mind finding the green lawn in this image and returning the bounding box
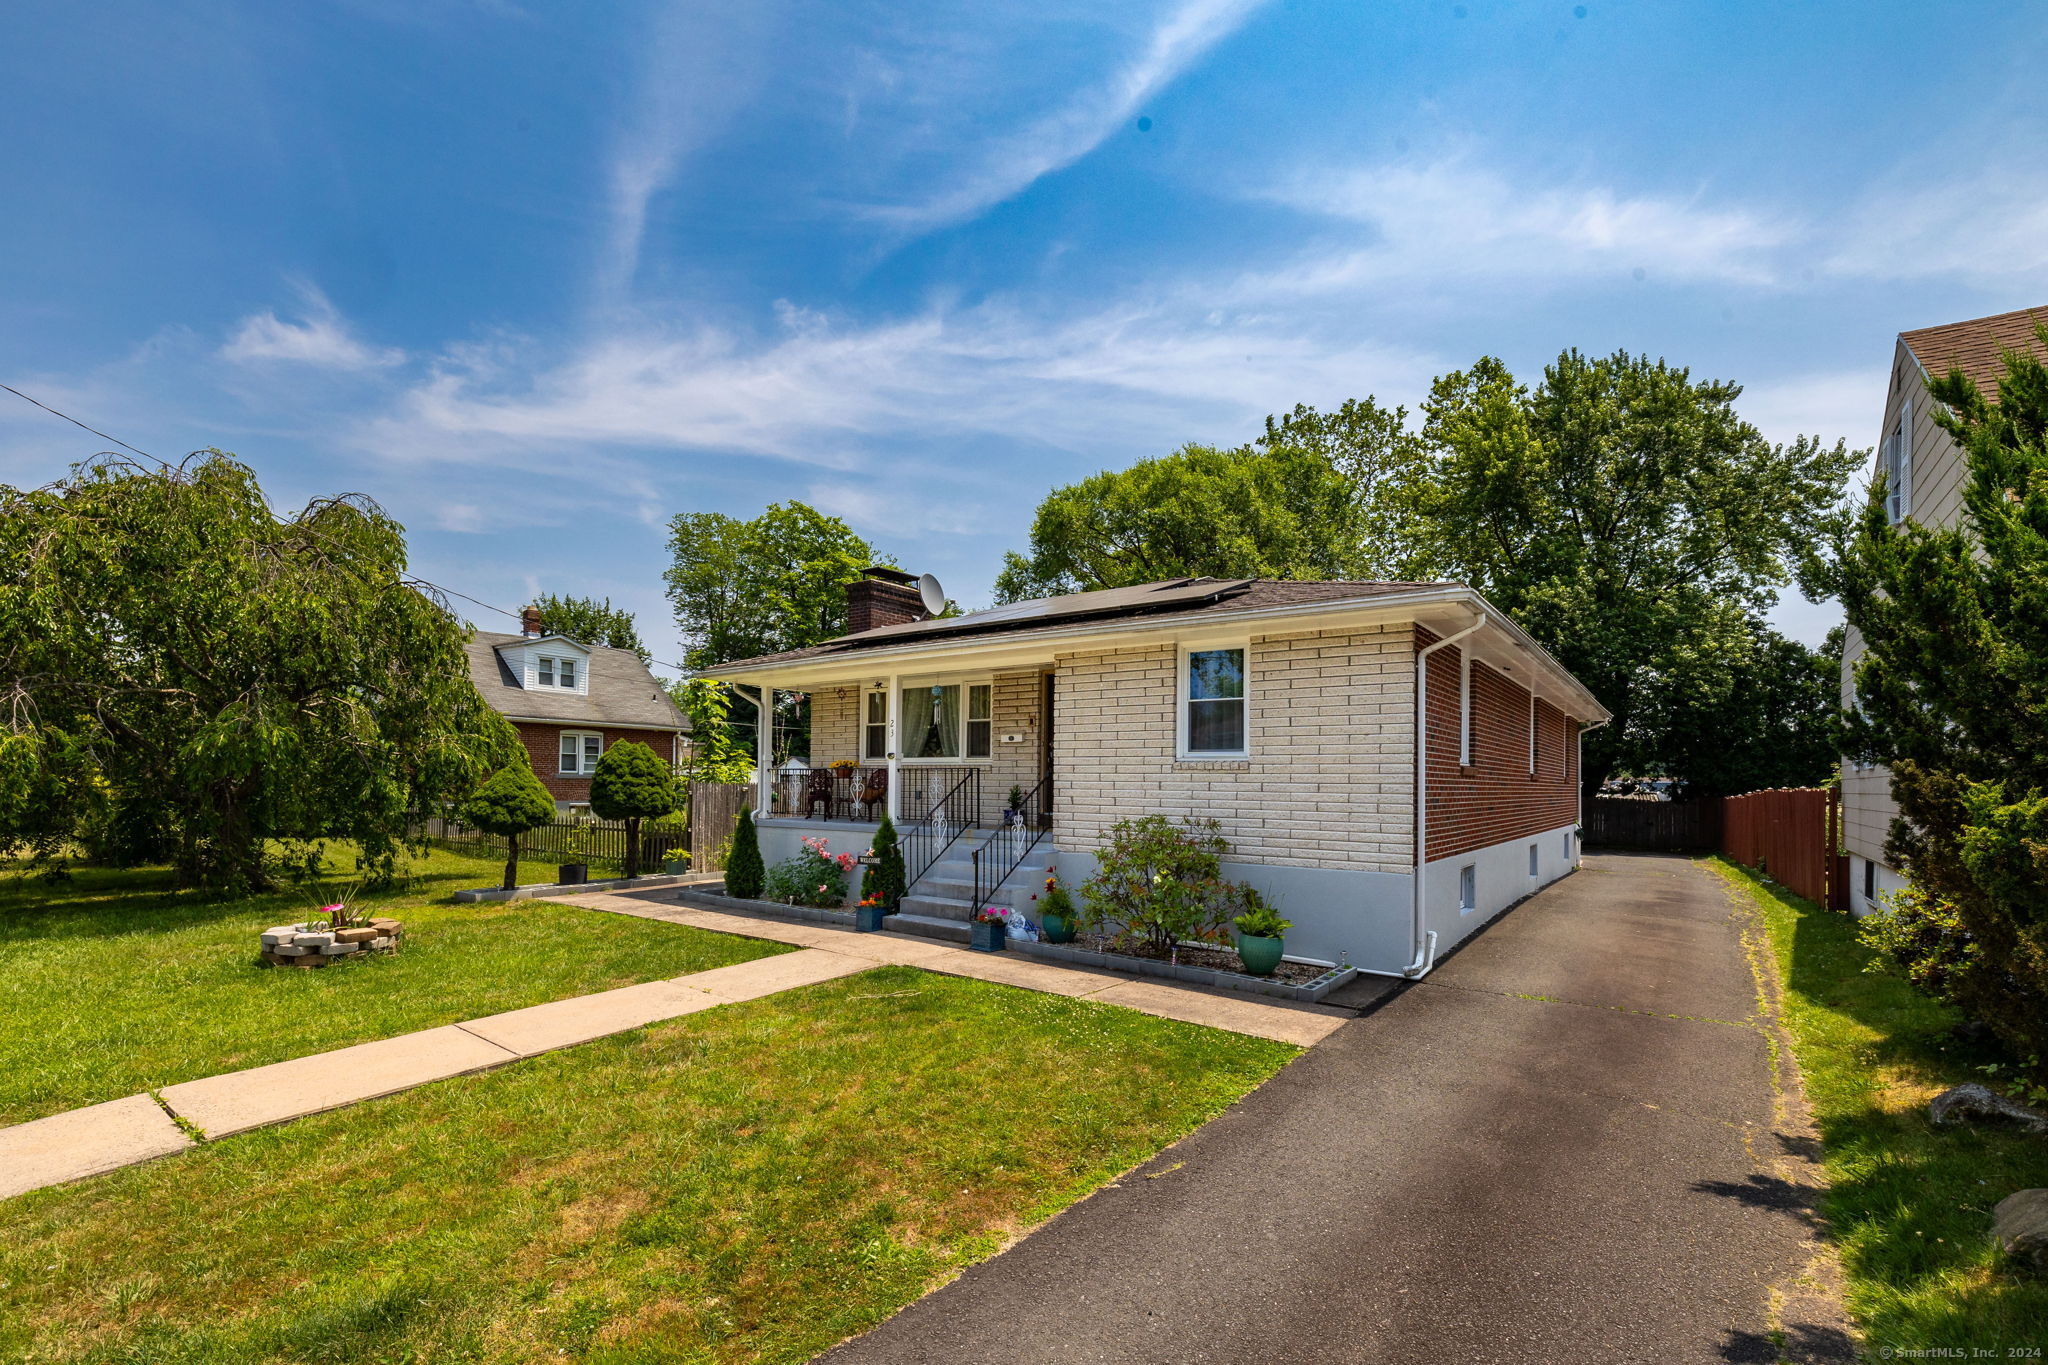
[1712,857,2048,1352]
[0,965,1296,1364]
[0,846,790,1126]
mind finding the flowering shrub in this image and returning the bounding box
[764,835,857,908]
[1082,815,1234,959]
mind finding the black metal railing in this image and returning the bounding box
[971,774,1051,909]
[419,813,688,877]
[901,768,980,890]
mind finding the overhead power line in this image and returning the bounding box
[0,382,164,466]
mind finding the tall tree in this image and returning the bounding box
[664,502,875,668]
[531,593,649,662]
[0,453,520,890]
[993,435,1417,603]
[1413,350,1861,796]
[588,739,677,879]
[1841,330,2048,1062]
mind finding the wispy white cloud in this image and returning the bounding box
[221,281,403,370]
[1825,162,2048,287]
[862,0,1268,236]
[1256,155,1798,294]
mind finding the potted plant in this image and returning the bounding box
[663,850,692,876]
[1003,784,1025,828]
[970,906,1009,953]
[853,891,887,932]
[1230,889,1293,977]
[557,826,592,886]
[1034,872,1079,944]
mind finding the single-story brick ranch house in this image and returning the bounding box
[701,568,1609,978]
[466,608,689,813]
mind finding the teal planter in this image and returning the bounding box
[663,857,690,875]
[1236,932,1284,977]
[853,905,887,932]
[969,920,1007,953]
[1040,912,1077,944]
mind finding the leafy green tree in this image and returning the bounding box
[664,502,876,668]
[532,593,649,662]
[1624,617,1842,797]
[865,810,905,908]
[1841,329,2048,1062]
[588,740,677,878]
[1256,398,1431,578]
[1413,350,1861,796]
[993,440,1404,602]
[0,453,520,891]
[458,764,557,891]
[666,678,757,784]
[725,806,764,899]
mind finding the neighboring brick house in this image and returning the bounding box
[1840,304,2048,916]
[464,613,688,813]
[700,568,1607,978]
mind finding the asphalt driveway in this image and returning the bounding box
[818,853,1851,1365]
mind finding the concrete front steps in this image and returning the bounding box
[896,832,1056,926]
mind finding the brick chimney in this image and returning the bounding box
[519,605,545,637]
[845,565,924,634]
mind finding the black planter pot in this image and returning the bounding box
[969,919,1007,953]
[558,862,588,885]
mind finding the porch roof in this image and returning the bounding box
[698,579,1611,724]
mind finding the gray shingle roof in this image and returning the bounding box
[465,632,687,731]
[707,578,1459,671]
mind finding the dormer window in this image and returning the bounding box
[536,654,578,691]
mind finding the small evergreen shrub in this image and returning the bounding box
[459,765,556,890]
[588,740,678,878]
[725,806,764,899]
[866,811,906,908]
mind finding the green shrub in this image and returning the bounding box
[1082,816,1232,958]
[763,836,855,908]
[588,741,677,878]
[865,811,905,908]
[458,765,556,890]
[725,807,764,899]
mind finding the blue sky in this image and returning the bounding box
[6,1,2047,669]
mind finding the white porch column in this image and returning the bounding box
[754,685,773,814]
[884,672,901,822]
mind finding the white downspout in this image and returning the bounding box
[1405,611,1487,979]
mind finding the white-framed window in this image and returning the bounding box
[1459,864,1477,913]
[1527,693,1537,775]
[1459,655,1473,766]
[559,730,603,776]
[535,653,580,691]
[1882,398,1912,524]
[862,689,887,761]
[883,679,995,762]
[1179,645,1248,758]
[1529,843,1540,877]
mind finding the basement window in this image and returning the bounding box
[1459,864,1477,914]
[1529,843,1540,877]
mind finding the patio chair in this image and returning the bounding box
[857,768,887,820]
[803,768,837,820]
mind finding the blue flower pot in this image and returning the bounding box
[969,920,1007,953]
[1236,933,1285,977]
[853,905,887,932]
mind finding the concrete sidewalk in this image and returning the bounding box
[2,892,1347,1201]
[816,854,1855,1365]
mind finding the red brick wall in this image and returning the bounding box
[512,722,680,803]
[1417,628,1580,862]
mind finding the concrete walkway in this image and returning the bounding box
[817,854,1854,1365]
[0,889,1346,1201]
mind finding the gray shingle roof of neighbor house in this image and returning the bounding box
[707,577,1463,671]
[464,631,688,731]
[1901,303,2048,397]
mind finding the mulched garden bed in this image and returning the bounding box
[1063,932,1332,987]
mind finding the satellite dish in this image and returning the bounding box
[916,573,947,617]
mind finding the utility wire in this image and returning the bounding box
[0,382,165,466]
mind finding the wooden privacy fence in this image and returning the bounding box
[1584,785,1848,911]
[688,782,751,872]
[1582,797,1723,851]
[1721,786,1846,910]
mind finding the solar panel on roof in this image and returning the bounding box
[835,577,1256,644]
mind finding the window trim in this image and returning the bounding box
[1527,692,1537,775]
[1458,863,1477,914]
[1458,654,1473,767]
[1177,643,1250,760]
[1884,397,1913,524]
[533,650,586,693]
[868,676,996,765]
[558,729,604,776]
